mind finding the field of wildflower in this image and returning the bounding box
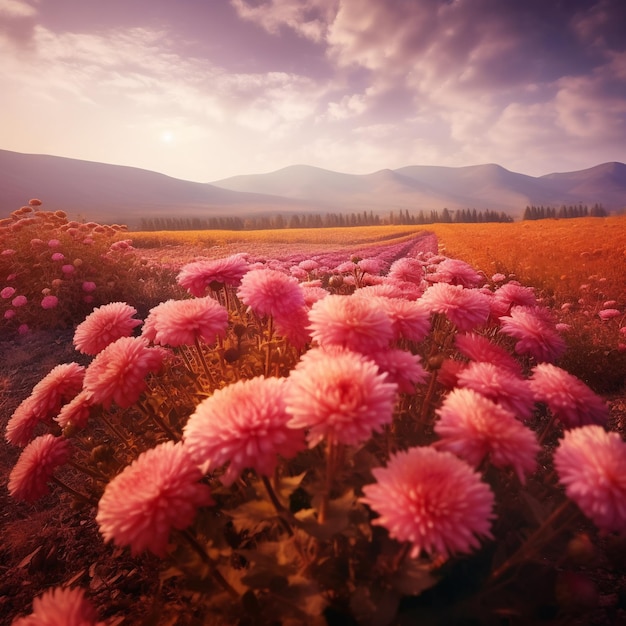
[1,203,625,625]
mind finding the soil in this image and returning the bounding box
[1,245,625,625]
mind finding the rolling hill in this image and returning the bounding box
[1,149,624,227]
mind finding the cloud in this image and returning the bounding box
[230,0,337,42]
[0,0,37,18]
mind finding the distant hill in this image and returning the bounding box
[1,149,625,227]
[0,150,313,227]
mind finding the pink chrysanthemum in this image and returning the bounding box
[388,257,425,284]
[55,391,93,430]
[376,297,431,343]
[455,333,522,375]
[554,426,626,533]
[361,447,495,558]
[142,297,228,347]
[12,295,27,307]
[308,294,394,354]
[41,295,58,309]
[499,306,566,363]
[491,282,537,317]
[420,283,491,331]
[237,268,305,318]
[6,396,40,447]
[8,434,72,502]
[353,284,404,299]
[598,308,621,321]
[274,307,312,349]
[285,348,397,447]
[29,362,85,419]
[83,337,165,409]
[435,388,539,482]
[82,281,97,293]
[529,363,608,428]
[369,349,428,394]
[74,302,142,355]
[183,377,305,485]
[1,286,16,299]
[427,258,484,288]
[177,255,250,296]
[12,586,104,626]
[96,441,214,556]
[456,361,535,420]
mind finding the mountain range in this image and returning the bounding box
[1,149,625,228]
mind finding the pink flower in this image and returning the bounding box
[1,286,16,299]
[177,255,250,296]
[5,396,40,447]
[51,252,65,261]
[456,361,535,420]
[41,295,59,309]
[12,295,27,307]
[96,441,214,556]
[73,302,142,355]
[48,239,61,247]
[142,297,228,347]
[375,297,431,343]
[361,447,495,558]
[184,377,305,485]
[499,306,566,363]
[529,363,608,428]
[83,337,165,408]
[4,309,16,319]
[554,426,626,533]
[274,306,311,349]
[369,349,428,394]
[435,388,539,482]
[388,257,425,284]
[308,294,393,354]
[12,586,104,626]
[598,308,620,321]
[82,281,97,293]
[420,283,491,331]
[29,362,85,419]
[237,268,305,318]
[55,391,93,430]
[61,264,75,274]
[18,323,29,335]
[285,348,397,447]
[491,282,537,317]
[427,258,484,288]
[8,434,72,501]
[491,273,506,283]
[455,333,522,376]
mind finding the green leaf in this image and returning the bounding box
[295,490,356,540]
[389,558,438,597]
[276,471,307,501]
[227,498,277,533]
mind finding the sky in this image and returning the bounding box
[1,0,625,182]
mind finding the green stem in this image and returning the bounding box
[179,530,239,598]
[489,499,573,582]
[261,474,294,537]
[194,336,216,388]
[136,400,180,441]
[50,475,97,507]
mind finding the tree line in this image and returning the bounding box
[138,207,512,232]
[522,203,607,221]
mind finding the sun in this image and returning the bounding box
[159,131,174,144]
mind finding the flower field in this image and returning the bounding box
[1,203,625,625]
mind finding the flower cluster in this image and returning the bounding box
[5,230,621,625]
